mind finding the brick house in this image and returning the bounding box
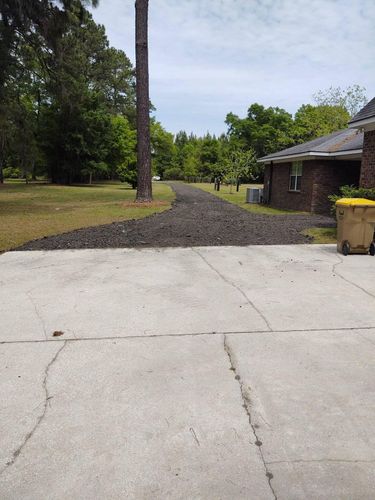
[259,97,375,214]
[348,97,375,188]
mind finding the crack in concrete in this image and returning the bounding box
[332,255,375,300]
[26,292,48,340]
[266,458,375,465]
[189,427,200,447]
[191,248,272,332]
[2,324,375,345]
[0,341,67,476]
[28,263,67,271]
[223,334,277,500]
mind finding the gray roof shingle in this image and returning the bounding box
[260,129,363,161]
[349,97,375,124]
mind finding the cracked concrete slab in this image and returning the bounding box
[195,244,375,331]
[0,342,64,473]
[0,336,271,500]
[1,244,375,498]
[225,329,375,499]
[2,245,375,342]
[223,335,276,498]
[0,248,270,342]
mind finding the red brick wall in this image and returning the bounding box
[268,161,314,212]
[268,160,361,214]
[360,130,375,188]
[311,160,360,213]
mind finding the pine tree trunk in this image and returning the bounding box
[135,0,152,202]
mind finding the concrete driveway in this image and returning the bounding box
[1,244,375,499]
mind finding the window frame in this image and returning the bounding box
[289,161,303,192]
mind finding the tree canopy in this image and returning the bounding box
[0,0,137,184]
[313,85,368,118]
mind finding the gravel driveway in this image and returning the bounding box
[16,182,335,250]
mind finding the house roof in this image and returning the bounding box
[349,97,375,125]
[259,129,363,163]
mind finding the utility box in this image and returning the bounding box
[336,198,375,255]
[246,188,263,204]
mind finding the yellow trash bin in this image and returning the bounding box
[336,198,375,256]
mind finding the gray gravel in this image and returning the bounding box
[15,182,335,250]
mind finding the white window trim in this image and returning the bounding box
[289,161,302,192]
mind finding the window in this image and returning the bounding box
[289,161,302,191]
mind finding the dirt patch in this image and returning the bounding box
[52,331,64,337]
[15,182,335,250]
[121,200,170,208]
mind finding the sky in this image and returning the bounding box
[91,0,375,136]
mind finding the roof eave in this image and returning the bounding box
[259,149,363,164]
[348,116,375,131]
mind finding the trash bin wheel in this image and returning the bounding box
[342,241,350,256]
[370,242,375,256]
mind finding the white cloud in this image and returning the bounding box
[91,0,375,135]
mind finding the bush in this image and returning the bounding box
[117,163,137,189]
[163,167,185,180]
[329,185,375,213]
[3,167,23,179]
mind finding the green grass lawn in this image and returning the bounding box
[191,182,308,215]
[301,227,337,244]
[0,181,174,251]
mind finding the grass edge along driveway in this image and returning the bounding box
[0,181,175,252]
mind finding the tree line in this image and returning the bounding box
[0,1,367,188]
[155,86,367,185]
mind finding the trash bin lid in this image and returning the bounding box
[336,198,375,207]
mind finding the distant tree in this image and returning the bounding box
[221,149,258,192]
[174,131,196,178]
[182,144,199,178]
[113,117,137,188]
[313,85,367,117]
[9,96,39,182]
[37,8,136,184]
[198,134,220,177]
[117,162,138,189]
[81,161,108,185]
[92,45,136,120]
[107,115,136,180]
[226,104,295,157]
[174,130,189,148]
[293,104,350,143]
[0,25,46,183]
[150,121,176,179]
[0,1,99,95]
[163,166,185,180]
[0,1,144,186]
[135,0,152,201]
